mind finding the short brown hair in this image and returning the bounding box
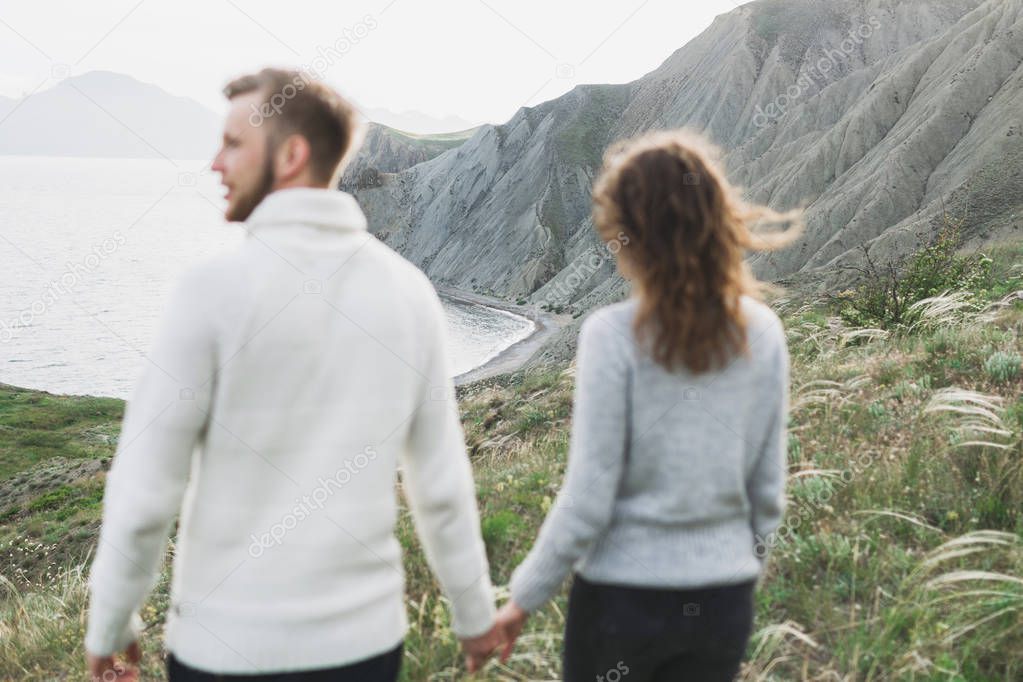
[592,129,803,374]
[224,68,359,184]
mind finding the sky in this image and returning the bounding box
[0,0,747,132]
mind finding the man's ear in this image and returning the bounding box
[273,133,312,184]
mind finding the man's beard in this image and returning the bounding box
[227,153,276,222]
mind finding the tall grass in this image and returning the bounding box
[4,252,1023,678]
[0,564,93,679]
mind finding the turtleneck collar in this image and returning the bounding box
[244,187,368,235]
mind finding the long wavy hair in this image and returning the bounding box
[592,129,803,374]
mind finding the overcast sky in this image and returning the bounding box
[0,0,746,131]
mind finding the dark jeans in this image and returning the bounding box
[562,574,755,682]
[166,643,403,682]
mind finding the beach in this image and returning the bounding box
[440,287,574,386]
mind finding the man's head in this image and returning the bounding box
[211,68,359,222]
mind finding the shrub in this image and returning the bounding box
[836,217,991,329]
[984,351,1021,384]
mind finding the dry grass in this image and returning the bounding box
[4,272,1023,679]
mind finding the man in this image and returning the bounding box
[85,68,501,681]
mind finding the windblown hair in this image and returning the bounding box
[592,129,803,374]
[223,68,361,185]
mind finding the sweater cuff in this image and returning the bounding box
[509,545,572,613]
[752,520,780,566]
[84,598,145,656]
[448,570,497,639]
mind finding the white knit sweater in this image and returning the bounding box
[85,188,496,673]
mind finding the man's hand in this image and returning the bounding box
[495,600,529,663]
[460,623,503,674]
[86,641,140,681]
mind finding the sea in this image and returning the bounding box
[0,156,533,400]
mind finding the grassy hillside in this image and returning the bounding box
[382,125,479,157]
[3,245,1023,680]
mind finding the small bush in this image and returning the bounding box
[481,510,523,548]
[836,218,991,329]
[26,486,76,513]
[984,351,1021,384]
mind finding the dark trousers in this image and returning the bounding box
[166,643,403,682]
[562,574,756,682]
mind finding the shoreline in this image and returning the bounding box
[438,286,574,387]
[1,287,573,401]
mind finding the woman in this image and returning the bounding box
[495,129,802,681]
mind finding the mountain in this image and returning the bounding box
[341,123,478,188]
[361,106,478,135]
[346,0,1023,342]
[0,71,220,160]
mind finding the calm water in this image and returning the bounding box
[0,156,533,399]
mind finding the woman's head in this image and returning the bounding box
[592,129,802,374]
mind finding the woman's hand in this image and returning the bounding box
[86,641,140,681]
[460,623,503,674]
[495,600,529,663]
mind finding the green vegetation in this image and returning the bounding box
[985,350,1022,385]
[382,125,478,156]
[835,220,999,330]
[551,84,627,170]
[540,302,567,314]
[3,241,1023,679]
[0,384,121,479]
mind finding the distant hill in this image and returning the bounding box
[0,71,220,160]
[360,106,477,135]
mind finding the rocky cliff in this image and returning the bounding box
[346,0,1023,362]
[340,123,476,187]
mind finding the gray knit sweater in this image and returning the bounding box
[509,294,790,612]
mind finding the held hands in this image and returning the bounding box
[459,599,530,674]
[494,600,528,664]
[84,608,532,678]
[460,623,503,673]
[86,641,141,681]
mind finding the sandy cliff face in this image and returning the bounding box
[733,0,1023,290]
[349,83,633,297]
[339,123,476,186]
[347,0,1022,350]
